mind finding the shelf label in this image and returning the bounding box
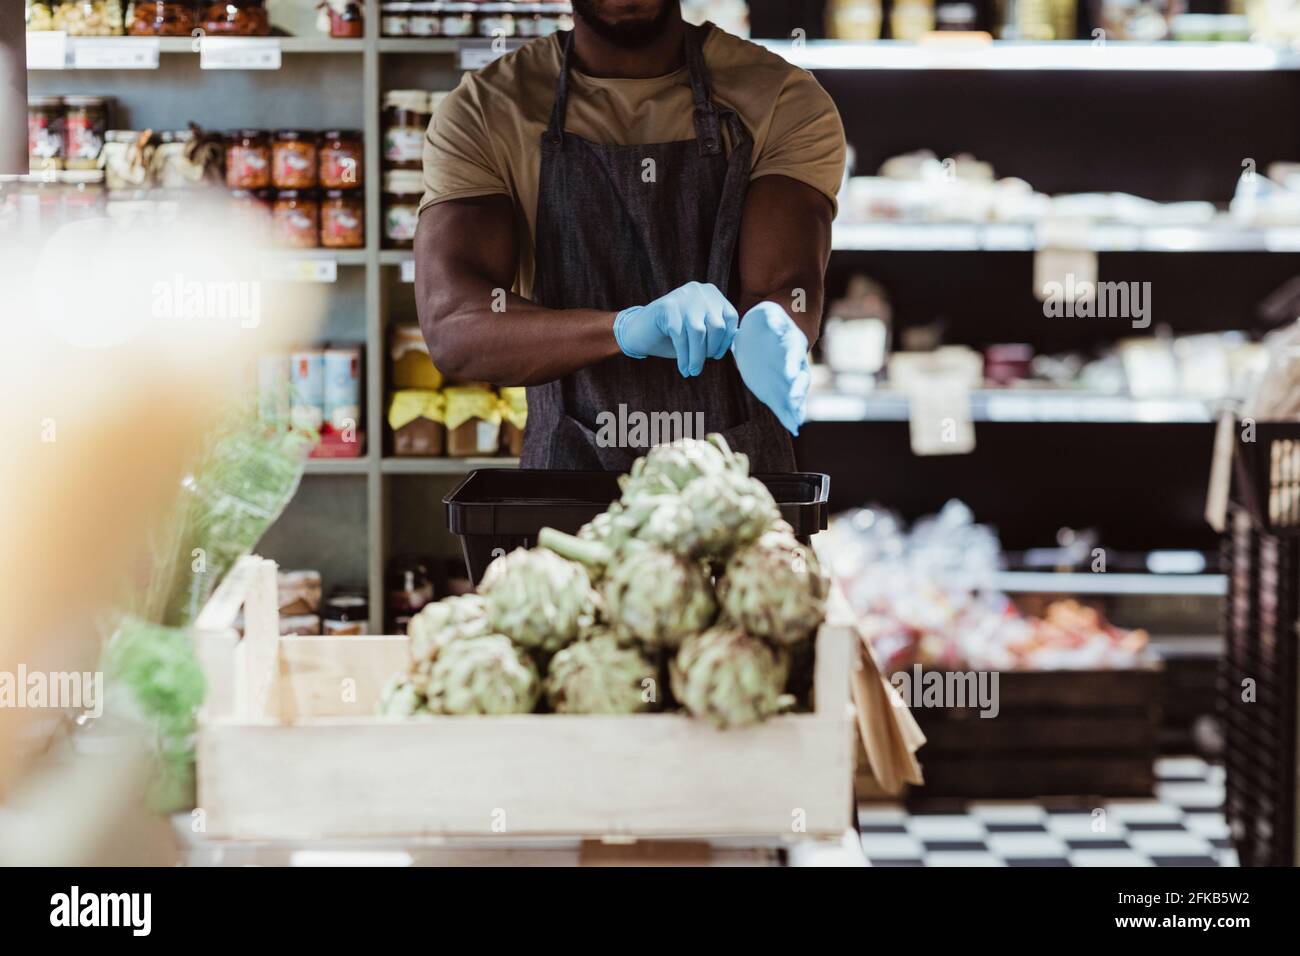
[400,258,415,283]
[72,38,160,70]
[457,39,524,71]
[26,32,68,70]
[200,37,282,71]
[262,257,338,283]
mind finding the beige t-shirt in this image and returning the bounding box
[421,24,846,298]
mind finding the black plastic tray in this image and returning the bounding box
[444,468,830,585]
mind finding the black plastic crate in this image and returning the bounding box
[444,469,830,585]
[1219,503,1299,867]
[1232,422,1300,537]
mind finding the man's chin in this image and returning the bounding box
[573,0,677,48]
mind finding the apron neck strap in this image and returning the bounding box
[544,23,722,157]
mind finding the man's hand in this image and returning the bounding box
[613,281,739,378]
[732,301,810,435]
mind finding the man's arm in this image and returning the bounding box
[734,174,834,345]
[414,195,621,386]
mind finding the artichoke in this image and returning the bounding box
[545,632,659,714]
[407,593,490,674]
[425,634,540,715]
[478,547,598,652]
[636,470,781,558]
[377,675,426,716]
[669,627,791,729]
[541,528,716,649]
[718,528,829,645]
[604,543,716,648]
[619,434,748,499]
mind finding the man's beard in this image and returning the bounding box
[571,0,679,48]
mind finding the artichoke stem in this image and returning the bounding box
[539,526,611,571]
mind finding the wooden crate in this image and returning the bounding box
[193,556,856,841]
[901,668,1163,799]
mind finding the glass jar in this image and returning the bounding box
[325,0,364,37]
[535,3,571,36]
[201,0,270,34]
[225,130,270,189]
[102,130,154,194]
[408,1,442,35]
[476,3,515,37]
[320,190,365,248]
[380,0,411,36]
[514,4,541,37]
[27,96,64,174]
[63,96,108,171]
[27,2,57,31]
[272,190,320,249]
[156,129,218,188]
[128,0,198,35]
[383,169,423,249]
[229,187,273,236]
[319,130,364,190]
[272,130,318,190]
[53,0,125,35]
[440,2,476,36]
[382,90,430,171]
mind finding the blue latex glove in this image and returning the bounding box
[613,281,739,378]
[732,301,810,436]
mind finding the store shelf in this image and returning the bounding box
[303,457,370,475]
[807,389,1214,424]
[758,39,1300,73]
[26,34,365,70]
[382,457,519,475]
[831,221,1300,253]
[994,570,1227,596]
[376,38,461,54]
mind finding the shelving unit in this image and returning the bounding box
[27,11,1295,630]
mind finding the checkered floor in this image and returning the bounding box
[858,756,1236,867]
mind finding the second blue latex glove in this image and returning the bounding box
[731,301,810,436]
[613,281,739,378]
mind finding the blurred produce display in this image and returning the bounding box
[380,435,828,727]
[819,500,1151,671]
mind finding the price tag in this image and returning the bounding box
[263,257,338,283]
[1264,228,1300,252]
[400,258,415,283]
[26,32,68,70]
[457,39,523,70]
[201,37,282,71]
[72,38,160,70]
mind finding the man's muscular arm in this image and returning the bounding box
[734,174,834,344]
[414,196,621,386]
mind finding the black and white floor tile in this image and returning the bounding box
[858,757,1236,867]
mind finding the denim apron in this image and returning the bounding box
[521,23,797,472]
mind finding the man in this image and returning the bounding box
[415,0,844,470]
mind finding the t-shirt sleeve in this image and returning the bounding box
[750,69,846,216]
[420,76,512,213]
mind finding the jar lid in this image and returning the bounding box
[28,96,64,108]
[275,129,316,140]
[477,3,515,11]
[384,169,425,194]
[277,189,319,200]
[441,3,479,10]
[384,89,431,113]
[381,1,415,8]
[323,188,358,199]
[105,129,147,143]
[320,129,363,141]
[160,129,195,143]
[63,95,107,108]
[231,128,268,140]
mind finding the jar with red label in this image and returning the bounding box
[382,90,429,171]
[320,189,365,249]
[27,96,64,174]
[318,130,363,190]
[272,130,318,190]
[225,130,270,189]
[63,96,108,171]
[272,190,320,248]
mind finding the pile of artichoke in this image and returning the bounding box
[379,435,829,729]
